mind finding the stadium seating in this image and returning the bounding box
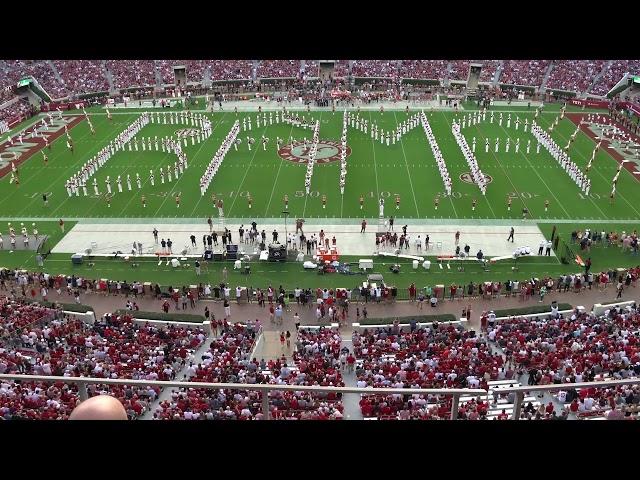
[332,60,351,77]
[302,60,319,79]
[208,60,253,81]
[352,324,503,419]
[52,60,109,95]
[590,60,640,96]
[448,60,500,83]
[153,324,263,420]
[499,60,550,87]
[0,299,205,420]
[257,60,301,79]
[0,99,32,123]
[152,325,344,420]
[2,60,69,99]
[351,60,398,78]
[106,60,157,89]
[3,59,638,97]
[0,87,16,104]
[157,60,208,84]
[488,309,640,379]
[399,60,448,80]
[546,60,606,93]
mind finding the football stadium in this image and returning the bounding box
[1,58,640,421]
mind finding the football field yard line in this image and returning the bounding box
[155,113,226,217]
[14,118,123,216]
[492,122,574,219]
[226,123,270,217]
[264,123,296,216]
[538,115,640,219]
[186,112,230,217]
[439,111,496,218]
[393,111,420,217]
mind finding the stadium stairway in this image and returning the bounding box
[492,61,504,86]
[540,62,555,91]
[138,331,213,420]
[48,60,65,87]
[587,60,613,95]
[203,66,212,87]
[103,60,115,93]
[253,330,294,362]
[154,60,163,86]
[339,339,364,420]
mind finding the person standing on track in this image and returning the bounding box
[507,227,514,243]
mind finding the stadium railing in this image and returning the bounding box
[0,373,483,420]
[498,378,640,419]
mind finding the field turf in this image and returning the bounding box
[1,101,639,291]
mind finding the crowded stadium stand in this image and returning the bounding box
[332,60,351,77]
[2,55,640,422]
[52,60,109,95]
[590,60,640,96]
[2,60,68,99]
[257,60,301,79]
[0,98,32,123]
[0,297,205,420]
[546,60,606,93]
[106,60,157,89]
[1,59,639,98]
[208,60,253,81]
[351,60,398,78]
[499,60,550,87]
[399,60,448,80]
[302,60,319,78]
[448,60,500,83]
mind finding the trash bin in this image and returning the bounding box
[412,260,419,270]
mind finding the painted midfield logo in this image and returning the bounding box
[278,140,352,164]
[459,172,493,185]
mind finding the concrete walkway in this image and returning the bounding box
[39,281,635,335]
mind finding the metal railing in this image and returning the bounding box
[0,373,484,420]
[498,378,640,419]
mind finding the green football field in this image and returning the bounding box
[1,102,638,221]
[2,101,640,291]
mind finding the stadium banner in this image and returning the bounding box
[568,98,610,109]
[40,101,86,112]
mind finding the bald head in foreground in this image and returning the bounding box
[69,395,128,420]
